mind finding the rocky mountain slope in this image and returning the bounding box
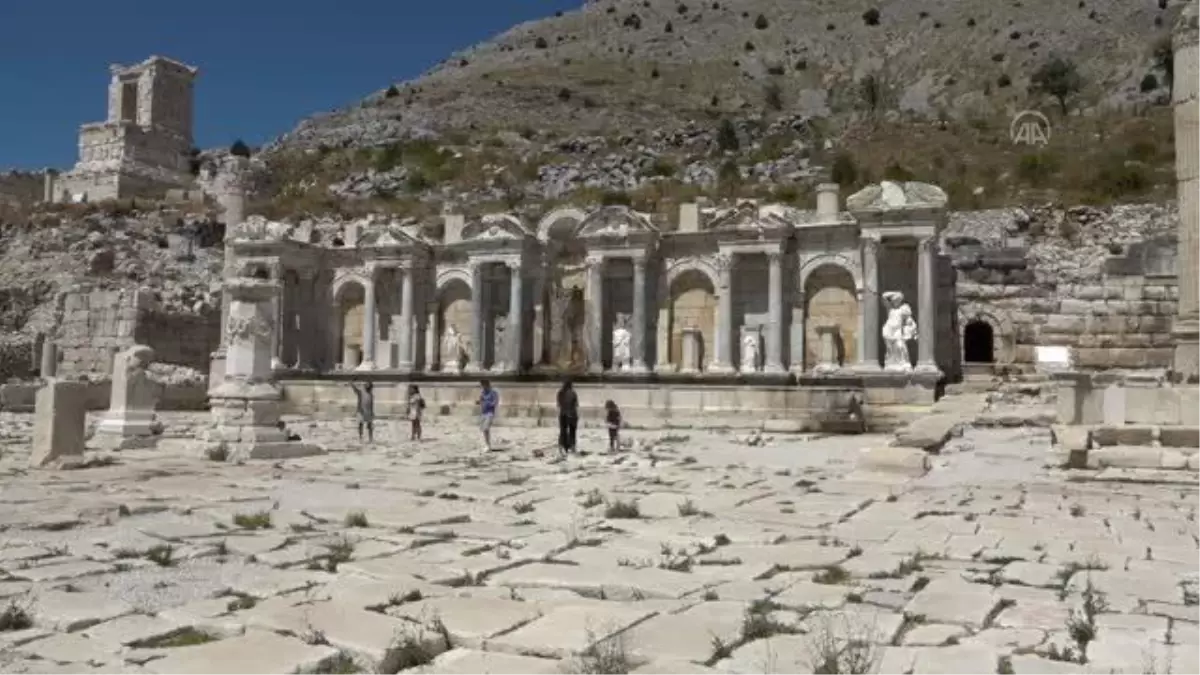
[281,0,1179,149]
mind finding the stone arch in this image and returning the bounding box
[667,269,717,371]
[803,263,858,369]
[536,208,588,242]
[664,256,720,291]
[798,253,862,293]
[957,307,1014,364]
[333,279,366,369]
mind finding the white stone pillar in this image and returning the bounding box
[270,266,285,370]
[916,236,939,372]
[631,256,648,372]
[765,252,784,373]
[531,268,546,367]
[397,266,414,372]
[508,260,524,372]
[711,253,735,373]
[424,302,438,372]
[790,292,806,375]
[357,269,377,371]
[586,256,604,374]
[1173,1,1200,382]
[856,236,881,371]
[466,261,484,373]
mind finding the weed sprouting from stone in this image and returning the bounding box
[804,612,882,674]
[0,596,33,632]
[145,544,176,567]
[677,499,700,516]
[512,500,535,514]
[580,489,605,508]
[1066,576,1108,664]
[604,499,641,519]
[813,565,851,585]
[343,511,369,528]
[570,629,633,674]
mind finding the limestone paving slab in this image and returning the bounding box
[902,577,1000,629]
[617,600,747,663]
[141,629,341,674]
[388,596,543,645]
[32,590,135,632]
[484,602,658,659]
[404,648,563,674]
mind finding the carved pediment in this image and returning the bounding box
[357,224,419,248]
[846,181,948,212]
[705,201,791,233]
[461,213,530,241]
[577,206,658,238]
[228,216,295,243]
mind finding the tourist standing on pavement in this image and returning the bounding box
[556,379,579,456]
[604,400,622,452]
[407,384,426,441]
[477,379,499,452]
[349,381,374,443]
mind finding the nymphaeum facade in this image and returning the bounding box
[215,181,959,382]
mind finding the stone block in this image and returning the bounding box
[856,446,931,477]
[30,380,88,468]
[1159,426,1200,448]
[412,648,563,674]
[902,578,999,629]
[485,603,657,659]
[892,413,961,451]
[1091,425,1155,447]
[1050,425,1092,451]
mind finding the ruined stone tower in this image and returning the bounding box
[55,55,199,203]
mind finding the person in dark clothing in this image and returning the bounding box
[556,379,579,456]
[604,400,622,452]
[349,382,374,443]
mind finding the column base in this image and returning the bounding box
[813,363,840,376]
[464,363,484,375]
[629,361,650,375]
[355,361,376,372]
[655,363,678,375]
[850,362,882,374]
[764,363,786,374]
[708,363,735,375]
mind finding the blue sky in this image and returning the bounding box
[0,0,577,170]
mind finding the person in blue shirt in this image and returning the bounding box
[477,379,499,452]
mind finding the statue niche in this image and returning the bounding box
[549,284,587,372]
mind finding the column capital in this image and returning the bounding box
[917,235,939,253]
[585,253,605,267]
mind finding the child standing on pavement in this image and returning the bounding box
[604,400,622,452]
[407,385,426,441]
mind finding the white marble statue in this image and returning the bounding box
[612,315,632,372]
[441,325,464,372]
[741,331,760,373]
[881,291,918,372]
[493,316,509,370]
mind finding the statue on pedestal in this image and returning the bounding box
[493,316,509,371]
[881,291,917,372]
[612,314,632,372]
[741,330,760,373]
[441,325,464,373]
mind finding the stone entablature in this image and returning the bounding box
[55,55,198,204]
[222,180,958,382]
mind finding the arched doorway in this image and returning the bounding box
[804,264,858,369]
[437,279,473,370]
[335,281,365,369]
[669,269,717,371]
[963,320,995,364]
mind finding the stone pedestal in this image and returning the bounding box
[30,380,88,468]
[203,278,323,462]
[93,344,163,450]
[813,323,840,375]
[680,326,702,374]
[39,340,57,379]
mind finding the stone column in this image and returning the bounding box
[790,292,806,375]
[357,268,377,371]
[655,275,673,373]
[466,261,484,373]
[631,256,648,372]
[916,236,939,372]
[856,236,881,371]
[40,340,57,379]
[1173,0,1200,382]
[397,266,414,372]
[215,171,246,362]
[710,253,735,373]
[531,268,546,367]
[586,256,604,374]
[508,260,524,372]
[765,251,784,373]
[425,302,439,372]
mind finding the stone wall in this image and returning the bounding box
[945,204,1178,371]
[0,171,43,205]
[53,287,219,377]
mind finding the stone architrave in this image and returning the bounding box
[30,380,88,468]
[93,344,163,449]
[681,326,702,374]
[203,277,322,462]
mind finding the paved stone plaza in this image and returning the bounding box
[0,407,1195,674]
